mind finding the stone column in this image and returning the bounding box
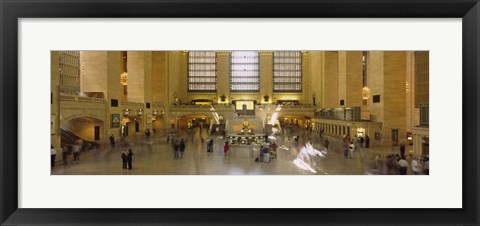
[259,52,273,104]
[322,51,339,108]
[309,51,323,107]
[216,52,230,104]
[51,52,61,157]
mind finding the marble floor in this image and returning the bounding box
[52,128,420,175]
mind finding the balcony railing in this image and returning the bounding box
[59,94,105,104]
[315,107,362,121]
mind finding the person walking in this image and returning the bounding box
[121,149,128,170]
[270,141,277,159]
[127,149,133,170]
[262,145,270,163]
[348,141,355,159]
[365,135,370,148]
[223,142,229,156]
[343,134,350,159]
[51,145,57,167]
[399,142,406,159]
[72,143,81,163]
[109,134,115,149]
[207,139,214,152]
[423,156,429,175]
[179,138,185,158]
[61,145,69,165]
[411,155,421,175]
[173,139,180,159]
[398,157,408,175]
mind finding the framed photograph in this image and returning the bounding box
[111,114,120,128]
[146,113,152,125]
[1,0,479,226]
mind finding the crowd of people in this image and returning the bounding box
[52,126,428,176]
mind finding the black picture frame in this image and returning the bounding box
[1,0,479,225]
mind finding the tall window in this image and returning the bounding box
[415,51,429,106]
[273,51,302,92]
[230,51,259,92]
[188,51,216,91]
[59,51,80,94]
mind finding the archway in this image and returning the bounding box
[61,116,104,147]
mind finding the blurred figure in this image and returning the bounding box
[72,143,81,163]
[411,155,421,175]
[173,139,180,159]
[323,139,330,151]
[365,135,370,148]
[121,149,128,170]
[109,134,115,148]
[423,156,429,175]
[348,141,355,159]
[343,134,350,159]
[61,144,69,165]
[127,149,133,170]
[51,145,57,167]
[398,157,408,175]
[180,138,185,158]
[223,142,229,157]
[301,140,326,167]
[262,145,270,163]
[399,141,406,159]
[269,141,277,159]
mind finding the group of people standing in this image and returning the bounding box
[341,134,371,159]
[121,149,134,170]
[51,142,84,168]
[173,138,186,159]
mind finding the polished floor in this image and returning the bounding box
[52,128,421,175]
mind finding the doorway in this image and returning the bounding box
[94,126,100,141]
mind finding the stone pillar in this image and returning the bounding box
[302,52,311,105]
[338,51,363,108]
[127,51,152,133]
[322,51,339,108]
[309,51,323,107]
[383,51,407,146]
[152,51,168,106]
[106,52,122,140]
[216,52,230,104]
[259,52,273,104]
[80,51,122,142]
[369,51,407,146]
[51,52,61,158]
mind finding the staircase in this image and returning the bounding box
[61,128,100,150]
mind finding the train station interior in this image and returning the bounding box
[50,50,429,175]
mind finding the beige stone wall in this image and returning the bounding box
[216,52,230,103]
[309,51,323,107]
[368,51,384,124]
[80,51,108,94]
[152,51,167,105]
[338,51,347,105]
[106,52,122,139]
[383,51,407,145]
[127,51,149,103]
[51,52,61,155]
[260,52,273,104]
[345,51,363,107]
[322,51,339,108]
[57,50,420,148]
[301,52,312,105]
